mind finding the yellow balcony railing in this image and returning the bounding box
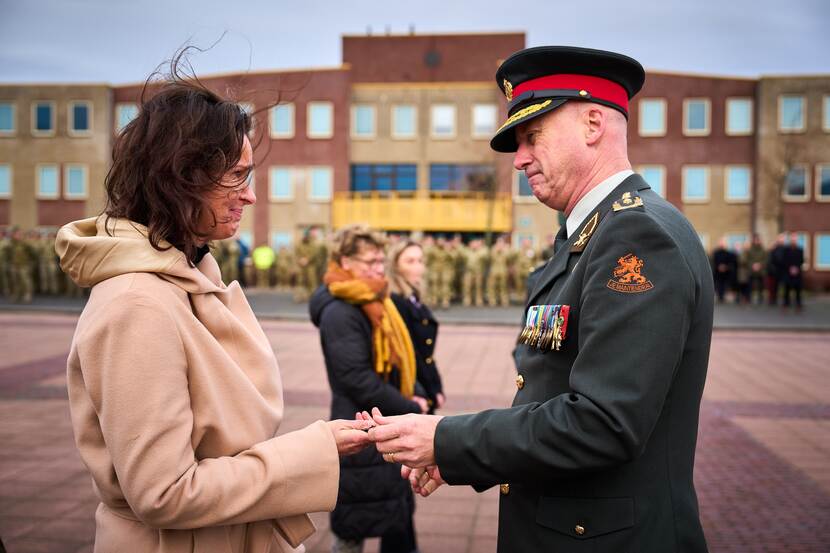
[332,192,513,232]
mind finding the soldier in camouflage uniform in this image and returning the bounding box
[220,238,241,283]
[295,229,318,301]
[450,234,466,304]
[462,238,487,307]
[511,237,538,303]
[433,237,455,309]
[274,246,295,291]
[487,235,510,307]
[37,230,60,295]
[10,228,36,303]
[422,235,438,305]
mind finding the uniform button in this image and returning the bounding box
[515,374,525,390]
[500,483,510,495]
[426,357,433,364]
[422,318,429,325]
[425,338,433,345]
[574,524,585,536]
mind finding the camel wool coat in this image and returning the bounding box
[56,216,340,553]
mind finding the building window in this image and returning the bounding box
[309,167,333,201]
[0,164,11,198]
[779,95,805,132]
[64,164,88,199]
[269,167,294,201]
[116,103,139,132]
[350,164,417,193]
[430,104,456,138]
[683,99,711,136]
[351,104,376,139]
[815,234,830,270]
[37,164,60,198]
[725,166,752,202]
[726,98,753,135]
[824,95,830,132]
[429,164,495,193]
[271,231,293,250]
[270,103,294,138]
[638,165,666,198]
[638,99,666,137]
[0,102,15,135]
[725,233,749,251]
[783,165,809,201]
[472,104,497,138]
[307,101,333,139]
[682,166,709,203]
[32,101,56,136]
[68,101,92,136]
[514,171,534,199]
[793,232,810,263]
[392,105,417,139]
[817,164,830,201]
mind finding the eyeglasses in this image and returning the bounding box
[350,256,386,268]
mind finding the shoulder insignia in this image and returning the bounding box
[606,253,654,293]
[612,191,643,212]
[570,211,599,253]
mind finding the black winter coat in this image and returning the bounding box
[309,286,422,540]
[391,292,444,413]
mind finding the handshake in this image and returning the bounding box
[326,407,446,497]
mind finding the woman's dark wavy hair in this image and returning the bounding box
[103,47,252,264]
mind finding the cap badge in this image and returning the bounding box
[503,79,513,101]
[496,99,552,133]
[606,253,654,293]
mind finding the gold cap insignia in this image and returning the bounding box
[503,79,513,101]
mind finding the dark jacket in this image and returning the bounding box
[435,175,713,553]
[309,286,421,539]
[782,245,804,284]
[391,292,443,412]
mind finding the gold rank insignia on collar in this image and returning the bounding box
[570,211,599,253]
[612,191,643,212]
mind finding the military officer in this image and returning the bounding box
[486,235,510,307]
[433,237,455,309]
[10,227,37,303]
[367,46,714,553]
[461,238,486,307]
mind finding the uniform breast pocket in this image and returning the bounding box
[536,496,635,549]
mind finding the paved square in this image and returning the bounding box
[1,313,828,552]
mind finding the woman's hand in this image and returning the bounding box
[413,396,429,414]
[327,419,373,456]
[435,393,446,409]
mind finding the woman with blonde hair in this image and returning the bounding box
[387,239,445,414]
[309,225,427,553]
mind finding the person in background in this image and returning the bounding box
[734,242,750,304]
[712,237,736,303]
[309,225,427,553]
[387,239,446,415]
[54,54,370,553]
[766,233,787,306]
[252,242,275,288]
[782,232,804,310]
[742,234,767,304]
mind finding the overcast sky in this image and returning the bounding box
[1,0,828,84]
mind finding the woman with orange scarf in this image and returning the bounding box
[310,225,428,553]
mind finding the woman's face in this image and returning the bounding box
[198,135,256,242]
[341,244,386,280]
[396,244,425,288]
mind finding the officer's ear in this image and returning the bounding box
[583,106,606,146]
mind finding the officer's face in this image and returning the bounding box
[396,244,425,287]
[513,104,588,212]
[197,136,256,242]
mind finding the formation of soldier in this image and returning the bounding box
[0,227,83,304]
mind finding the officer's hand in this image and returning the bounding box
[366,407,443,468]
[402,464,445,497]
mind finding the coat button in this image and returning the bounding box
[426,338,433,345]
[422,318,429,325]
[500,483,510,495]
[426,357,433,364]
[575,524,585,536]
[515,375,525,389]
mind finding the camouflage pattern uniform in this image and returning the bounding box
[37,232,60,295]
[487,237,510,307]
[10,229,36,303]
[422,237,439,305]
[252,244,276,288]
[511,239,538,302]
[462,239,487,307]
[295,235,317,301]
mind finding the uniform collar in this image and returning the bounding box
[566,169,634,238]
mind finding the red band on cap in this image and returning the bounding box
[513,74,629,113]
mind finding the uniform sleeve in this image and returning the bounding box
[77,291,339,529]
[436,211,696,486]
[320,302,422,415]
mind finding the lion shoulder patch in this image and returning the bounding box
[606,253,654,293]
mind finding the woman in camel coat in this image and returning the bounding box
[55,57,370,553]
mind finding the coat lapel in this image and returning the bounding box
[525,174,651,307]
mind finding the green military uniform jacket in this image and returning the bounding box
[435,175,713,553]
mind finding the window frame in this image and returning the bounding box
[430,104,457,139]
[270,103,295,139]
[724,164,753,204]
[471,103,497,139]
[271,231,294,251]
[512,170,536,203]
[682,98,711,137]
[64,163,89,200]
[307,101,334,140]
[681,165,710,203]
[308,166,334,202]
[638,98,667,137]
[115,103,139,133]
[814,233,830,271]
[778,94,806,133]
[350,104,376,140]
[0,163,12,198]
[782,164,810,202]
[36,163,60,199]
[391,104,417,139]
[0,102,16,136]
[269,166,295,202]
[636,165,667,198]
[725,97,754,136]
[31,100,57,137]
[68,100,93,137]
[816,163,830,202]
